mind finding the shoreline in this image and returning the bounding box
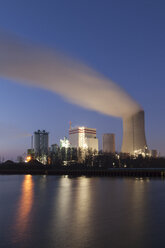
[0,168,165,177]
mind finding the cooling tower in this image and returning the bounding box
[121,110,147,155]
[102,134,115,153]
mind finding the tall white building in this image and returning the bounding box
[69,127,98,152]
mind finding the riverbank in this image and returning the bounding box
[0,167,165,177]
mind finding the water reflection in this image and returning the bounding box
[13,175,34,243]
[117,178,150,247]
[74,177,91,225]
[56,176,72,220]
[51,177,93,246]
[132,179,147,224]
[55,176,92,222]
[3,176,165,248]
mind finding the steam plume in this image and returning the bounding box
[0,122,31,140]
[0,32,141,118]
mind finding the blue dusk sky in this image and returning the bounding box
[0,0,165,159]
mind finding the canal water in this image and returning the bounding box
[0,175,165,248]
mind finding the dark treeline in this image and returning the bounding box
[49,147,165,168]
[0,149,165,170]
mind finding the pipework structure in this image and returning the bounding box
[34,130,49,158]
[121,110,147,155]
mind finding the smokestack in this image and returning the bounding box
[31,135,33,149]
[102,134,115,153]
[121,110,147,154]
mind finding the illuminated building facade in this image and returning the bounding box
[60,137,70,148]
[69,127,98,152]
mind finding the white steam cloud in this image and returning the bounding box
[0,32,141,118]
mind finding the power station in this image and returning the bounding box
[25,109,158,164]
[0,31,159,160]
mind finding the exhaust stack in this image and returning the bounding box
[121,110,147,155]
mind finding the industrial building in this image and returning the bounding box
[150,149,158,158]
[121,110,147,155]
[69,126,98,152]
[103,133,115,153]
[34,130,49,163]
[51,144,59,153]
[60,137,70,148]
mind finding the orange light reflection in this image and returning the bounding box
[13,175,34,242]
